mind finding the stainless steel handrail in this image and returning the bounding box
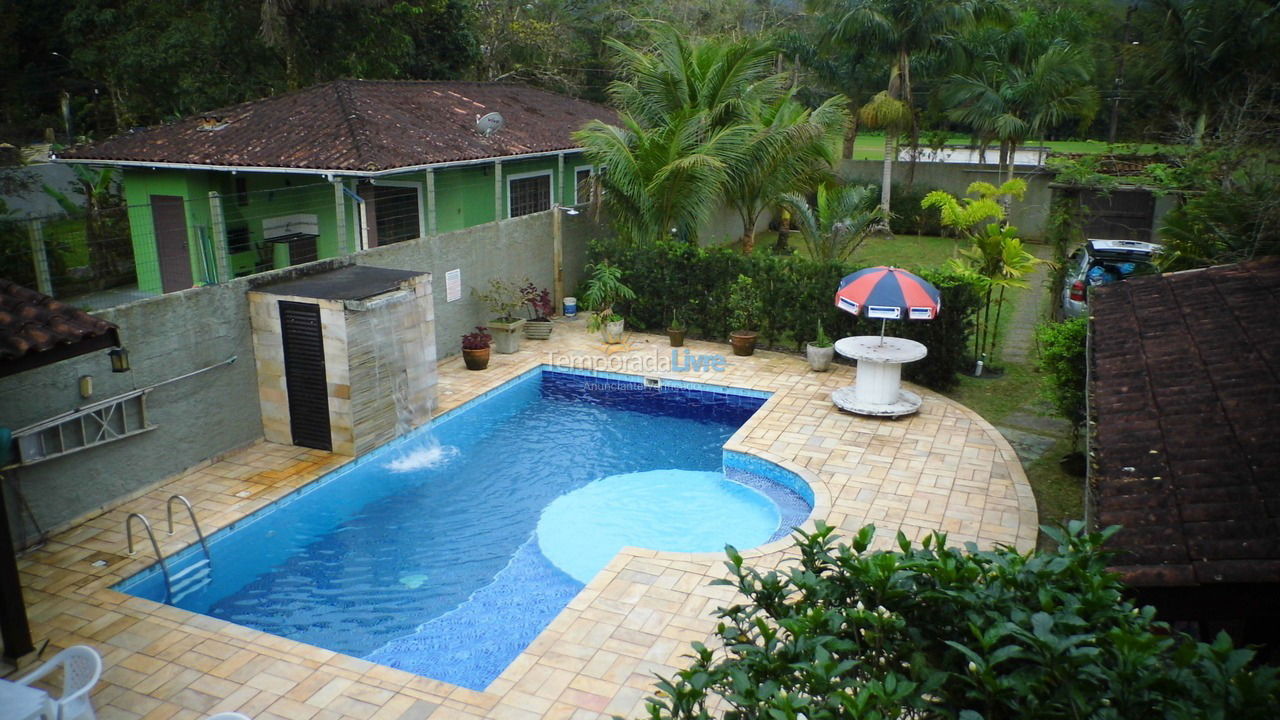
[166,495,211,561]
[125,513,172,602]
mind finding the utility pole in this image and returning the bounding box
[1108,5,1137,144]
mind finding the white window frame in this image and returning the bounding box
[374,179,426,242]
[573,164,596,205]
[506,169,555,219]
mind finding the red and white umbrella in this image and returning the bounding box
[835,266,941,342]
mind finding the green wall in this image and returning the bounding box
[122,169,218,295]
[119,151,592,293]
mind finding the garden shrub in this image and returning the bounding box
[643,522,1280,720]
[1037,317,1089,426]
[886,181,944,237]
[591,239,981,391]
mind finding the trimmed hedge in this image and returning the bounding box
[588,240,982,391]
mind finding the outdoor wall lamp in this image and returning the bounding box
[109,347,131,373]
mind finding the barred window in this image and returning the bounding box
[508,173,552,217]
[574,167,594,205]
[374,185,420,244]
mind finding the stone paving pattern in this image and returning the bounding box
[15,320,1036,719]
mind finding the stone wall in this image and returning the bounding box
[840,159,1057,240]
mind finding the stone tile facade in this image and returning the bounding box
[247,274,435,457]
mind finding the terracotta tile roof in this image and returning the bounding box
[1089,256,1280,587]
[56,80,616,173]
[0,279,120,376]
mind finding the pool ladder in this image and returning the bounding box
[125,495,213,604]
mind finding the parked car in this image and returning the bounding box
[1061,239,1163,318]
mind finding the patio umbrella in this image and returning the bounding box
[834,266,941,343]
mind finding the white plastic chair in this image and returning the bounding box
[16,645,101,720]
[206,714,253,720]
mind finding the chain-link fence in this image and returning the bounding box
[0,204,156,309]
[5,168,572,309]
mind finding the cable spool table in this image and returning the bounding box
[831,336,927,418]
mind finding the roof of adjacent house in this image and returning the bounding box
[1089,256,1280,588]
[56,80,616,174]
[0,279,121,377]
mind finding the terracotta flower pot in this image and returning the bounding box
[729,330,758,356]
[462,347,490,370]
[667,328,686,347]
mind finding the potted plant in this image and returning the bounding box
[667,311,686,347]
[461,327,492,370]
[727,274,761,356]
[583,262,635,344]
[474,278,530,353]
[521,283,555,340]
[806,319,835,371]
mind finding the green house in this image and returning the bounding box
[55,80,614,295]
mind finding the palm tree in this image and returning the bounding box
[941,40,1100,187]
[921,178,1026,239]
[810,0,1004,216]
[579,24,850,249]
[575,111,753,245]
[1140,0,1275,145]
[727,94,849,253]
[777,182,883,262]
[605,23,779,132]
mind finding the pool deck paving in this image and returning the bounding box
[14,319,1036,720]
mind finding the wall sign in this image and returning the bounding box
[446,269,461,302]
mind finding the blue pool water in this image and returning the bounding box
[116,368,810,690]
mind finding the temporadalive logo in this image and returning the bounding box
[549,347,728,373]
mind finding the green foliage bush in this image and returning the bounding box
[1037,317,1089,426]
[590,239,980,390]
[886,181,944,236]
[644,522,1280,720]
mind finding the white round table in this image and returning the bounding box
[831,336,927,417]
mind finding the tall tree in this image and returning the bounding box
[809,0,1005,217]
[1139,0,1279,145]
[577,24,847,249]
[727,93,849,253]
[942,39,1100,187]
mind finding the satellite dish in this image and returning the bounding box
[475,112,505,137]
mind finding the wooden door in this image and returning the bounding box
[151,195,193,292]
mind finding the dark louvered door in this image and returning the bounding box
[279,301,332,451]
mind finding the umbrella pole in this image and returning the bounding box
[880,318,886,345]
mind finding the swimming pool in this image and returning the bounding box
[116,367,811,690]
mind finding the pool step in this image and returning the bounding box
[169,558,212,604]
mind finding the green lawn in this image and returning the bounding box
[849,132,1167,161]
[748,230,961,270]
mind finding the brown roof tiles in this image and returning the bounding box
[1090,256,1280,587]
[0,279,120,376]
[56,80,617,173]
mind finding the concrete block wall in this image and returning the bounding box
[2,210,603,545]
[840,159,1056,240]
[358,211,573,357]
[1,281,264,546]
